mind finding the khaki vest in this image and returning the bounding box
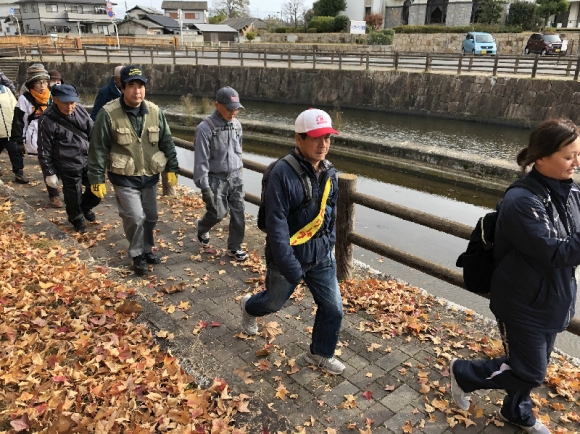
[103,99,166,176]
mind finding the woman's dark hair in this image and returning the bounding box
[516,118,580,174]
[298,133,308,140]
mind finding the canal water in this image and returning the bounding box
[152,95,580,360]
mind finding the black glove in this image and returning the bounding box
[15,142,24,155]
[201,188,215,208]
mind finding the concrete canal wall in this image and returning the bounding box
[38,62,580,129]
[166,113,520,195]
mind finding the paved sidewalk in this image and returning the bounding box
[1,156,579,434]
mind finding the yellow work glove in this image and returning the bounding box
[91,184,107,199]
[166,172,178,187]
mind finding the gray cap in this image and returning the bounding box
[216,86,243,110]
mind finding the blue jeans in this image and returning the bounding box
[245,252,343,358]
[452,321,556,427]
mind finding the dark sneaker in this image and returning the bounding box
[197,232,210,246]
[196,219,209,246]
[304,352,345,375]
[240,294,258,335]
[228,249,248,261]
[132,255,148,276]
[83,209,96,222]
[72,219,87,234]
[450,358,471,410]
[14,171,29,184]
[143,252,161,264]
[498,411,550,434]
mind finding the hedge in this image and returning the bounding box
[308,16,335,33]
[392,24,524,34]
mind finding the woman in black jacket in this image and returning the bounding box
[450,119,580,434]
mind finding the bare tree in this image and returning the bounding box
[212,0,250,18]
[283,0,305,30]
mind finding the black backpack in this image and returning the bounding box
[257,154,312,232]
[456,177,549,294]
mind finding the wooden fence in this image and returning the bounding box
[172,137,580,338]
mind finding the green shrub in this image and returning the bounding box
[367,28,395,45]
[307,28,318,33]
[245,31,256,41]
[308,16,335,33]
[333,14,349,32]
[274,27,287,33]
[506,0,539,30]
[392,24,523,33]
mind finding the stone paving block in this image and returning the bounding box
[340,346,372,371]
[482,421,519,434]
[322,407,366,431]
[351,402,394,430]
[421,415,454,434]
[320,380,360,408]
[385,403,426,433]
[400,340,429,357]
[380,383,421,413]
[290,364,323,387]
[348,363,388,390]
[365,372,400,402]
[376,348,413,373]
[450,419,482,434]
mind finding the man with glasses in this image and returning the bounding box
[193,86,247,261]
[239,109,345,375]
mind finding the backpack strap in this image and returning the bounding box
[281,154,312,206]
[44,109,89,142]
[201,115,241,145]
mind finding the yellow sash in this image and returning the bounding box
[289,178,332,246]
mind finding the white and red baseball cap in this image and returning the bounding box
[295,108,339,138]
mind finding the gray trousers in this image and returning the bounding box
[114,184,158,259]
[197,174,245,251]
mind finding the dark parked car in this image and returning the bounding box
[525,33,566,55]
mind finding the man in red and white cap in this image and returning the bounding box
[239,108,345,375]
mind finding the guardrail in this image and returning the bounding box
[18,44,580,80]
[172,136,580,337]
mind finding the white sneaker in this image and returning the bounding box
[228,249,248,261]
[498,411,550,434]
[450,358,471,410]
[240,294,258,335]
[304,352,345,375]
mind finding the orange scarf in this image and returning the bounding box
[29,88,50,116]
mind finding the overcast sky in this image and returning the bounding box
[113,0,308,20]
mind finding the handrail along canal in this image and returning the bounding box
[172,136,580,338]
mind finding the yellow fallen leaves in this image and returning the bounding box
[338,394,357,409]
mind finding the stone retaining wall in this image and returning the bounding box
[258,32,579,55]
[393,32,579,55]
[39,62,580,129]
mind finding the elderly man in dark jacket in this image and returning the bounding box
[38,84,100,233]
[90,65,123,121]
